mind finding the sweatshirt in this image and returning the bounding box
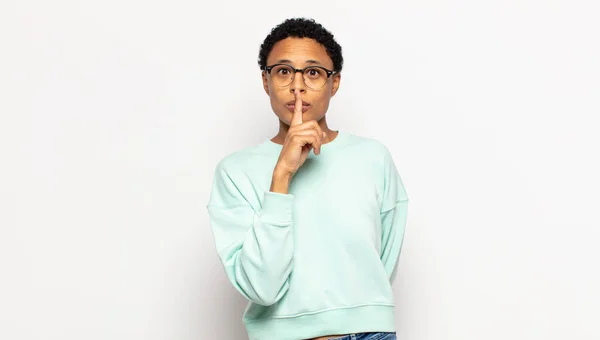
[206,130,409,340]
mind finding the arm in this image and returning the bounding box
[379,146,409,285]
[206,162,295,306]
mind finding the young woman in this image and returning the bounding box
[206,18,409,340]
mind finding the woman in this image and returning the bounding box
[206,18,409,340]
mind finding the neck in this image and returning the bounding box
[271,116,337,145]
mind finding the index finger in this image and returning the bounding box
[290,89,303,126]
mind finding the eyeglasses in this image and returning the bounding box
[265,63,337,90]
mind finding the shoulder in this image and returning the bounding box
[344,131,394,164]
[212,141,273,175]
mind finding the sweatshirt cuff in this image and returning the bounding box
[260,190,294,224]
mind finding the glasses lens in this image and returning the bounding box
[270,65,294,87]
[304,67,327,89]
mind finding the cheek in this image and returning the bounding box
[268,89,282,104]
[271,87,287,100]
[312,93,330,107]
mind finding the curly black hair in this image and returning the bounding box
[258,17,343,73]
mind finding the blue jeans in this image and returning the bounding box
[326,332,396,340]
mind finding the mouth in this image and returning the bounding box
[286,103,311,113]
[287,100,311,106]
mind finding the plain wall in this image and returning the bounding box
[1,0,599,339]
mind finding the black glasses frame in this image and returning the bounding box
[264,63,337,89]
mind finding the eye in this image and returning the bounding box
[275,67,293,76]
[306,68,322,78]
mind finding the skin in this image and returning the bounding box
[261,37,341,146]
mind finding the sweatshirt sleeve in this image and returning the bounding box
[206,162,295,306]
[379,146,409,285]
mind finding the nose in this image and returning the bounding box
[290,70,306,94]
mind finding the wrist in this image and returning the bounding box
[273,165,293,180]
[271,168,293,194]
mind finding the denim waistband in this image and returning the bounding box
[328,332,396,340]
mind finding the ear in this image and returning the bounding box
[261,71,269,95]
[330,72,341,97]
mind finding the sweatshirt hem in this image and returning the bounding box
[244,304,396,340]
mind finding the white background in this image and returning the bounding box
[1,0,599,339]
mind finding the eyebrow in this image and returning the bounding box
[276,59,322,66]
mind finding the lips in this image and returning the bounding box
[286,100,311,106]
[286,103,310,113]
[285,99,311,113]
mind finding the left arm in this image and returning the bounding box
[379,145,410,285]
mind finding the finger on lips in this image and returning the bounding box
[291,89,303,126]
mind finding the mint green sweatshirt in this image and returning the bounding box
[206,130,409,340]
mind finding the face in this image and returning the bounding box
[261,37,341,126]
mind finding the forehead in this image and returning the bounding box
[267,37,333,68]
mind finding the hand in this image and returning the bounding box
[274,89,327,176]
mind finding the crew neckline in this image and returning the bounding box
[263,130,350,156]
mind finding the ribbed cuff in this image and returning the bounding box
[260,190,294,224]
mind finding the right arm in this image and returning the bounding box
[206,162,295,306]
[207,90,324,306]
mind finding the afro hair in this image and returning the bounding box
[258,17,343,73]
